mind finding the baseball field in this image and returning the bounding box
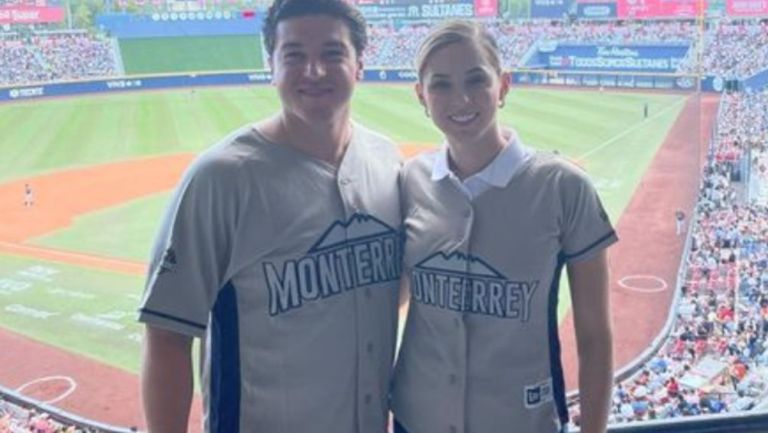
[0,84,715,427]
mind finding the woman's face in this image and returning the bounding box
[417,40,509,144]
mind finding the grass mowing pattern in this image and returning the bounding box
[0,254,145,372]
[119,35,264,75]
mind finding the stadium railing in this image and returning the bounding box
[590,411,768,433]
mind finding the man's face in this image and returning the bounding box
[270,15,362,122]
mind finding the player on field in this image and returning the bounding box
[392,20,617,433]
[139,1,402,432]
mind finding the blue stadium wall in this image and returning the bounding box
[0,67,728,103]
[0,70,412,102]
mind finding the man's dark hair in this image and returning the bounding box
[263,0,368,58]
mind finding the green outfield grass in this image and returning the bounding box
[0,254,145,372]
[29,192,172,262]
[119,35,264,75]
[0,85,689,373]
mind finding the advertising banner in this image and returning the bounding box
[528,43,691,73]
[0,69,418,103]
[576,1,618,17]
[356,0,475,20]
[726,0,768,15]
[0,6,64,24]
[530,0,573,18]
[474,0,499,16]
[616,0,706,18]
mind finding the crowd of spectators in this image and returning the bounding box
[569,89,768,426]
[0,397,99,433]
[365,19,768,80]
[2,19,768,86]
[0,32,117,87]
[697,20,768,79]
[712,91,768,165]
[365,20,698,69]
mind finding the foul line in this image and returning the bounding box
[0,241,145,274]
[578,96,687,161]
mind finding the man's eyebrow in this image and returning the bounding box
[322,41,348,49]
[279,42,303,50]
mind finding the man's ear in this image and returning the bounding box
[268,56,276,84]
[356,57,364,81]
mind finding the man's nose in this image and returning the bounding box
[304,59,326,79]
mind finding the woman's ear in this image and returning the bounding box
[499,71,511,104]
[415,82,429,117]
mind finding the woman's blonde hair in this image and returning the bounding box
[414,20,503,81]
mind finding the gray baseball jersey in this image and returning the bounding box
[392,148,617,433]
[138,123,402,433]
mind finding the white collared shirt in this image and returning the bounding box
[431,131,530,200]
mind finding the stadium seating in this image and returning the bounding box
[2,20,768,86]
[0,32,117,86]
[569,90,768,426]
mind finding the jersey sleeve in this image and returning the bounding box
[138,155,236,337]
[559,164,618,263]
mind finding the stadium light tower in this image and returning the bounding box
[65,0,72,29]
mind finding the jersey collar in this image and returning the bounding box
[431,129,530,197]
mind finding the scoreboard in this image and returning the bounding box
[354,0,498,20]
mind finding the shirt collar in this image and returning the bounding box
[431,129,529,188]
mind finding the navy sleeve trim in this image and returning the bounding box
[563,230,617,261]
[139,308,207,330]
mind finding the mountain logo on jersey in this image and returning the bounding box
[264,214,402,316]
[411,252,538,321]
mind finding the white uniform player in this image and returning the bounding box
[140,124,401,433]
[392,146,617,433]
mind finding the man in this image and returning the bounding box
[23,183,34,207]
[138,1,402,432]
[675,209,686,235]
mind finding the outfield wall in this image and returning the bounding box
[0,68,726,103]
[0,70,416,103]
[512,69,723,92]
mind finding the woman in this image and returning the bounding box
[391,20,616,433]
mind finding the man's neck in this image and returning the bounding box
[263,111,353,167]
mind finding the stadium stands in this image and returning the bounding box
[569,90,768,426]
[0,32,117,86]
[2,20,768,87]
[0,395,92,433]
[364,20,699,69]
[699,20,768,79]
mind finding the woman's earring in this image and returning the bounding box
[498,99,506,109]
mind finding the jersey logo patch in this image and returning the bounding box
[524,378,553,409]
[264,214,402,316]
[410,252,538,321]
[158,247,178,275]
